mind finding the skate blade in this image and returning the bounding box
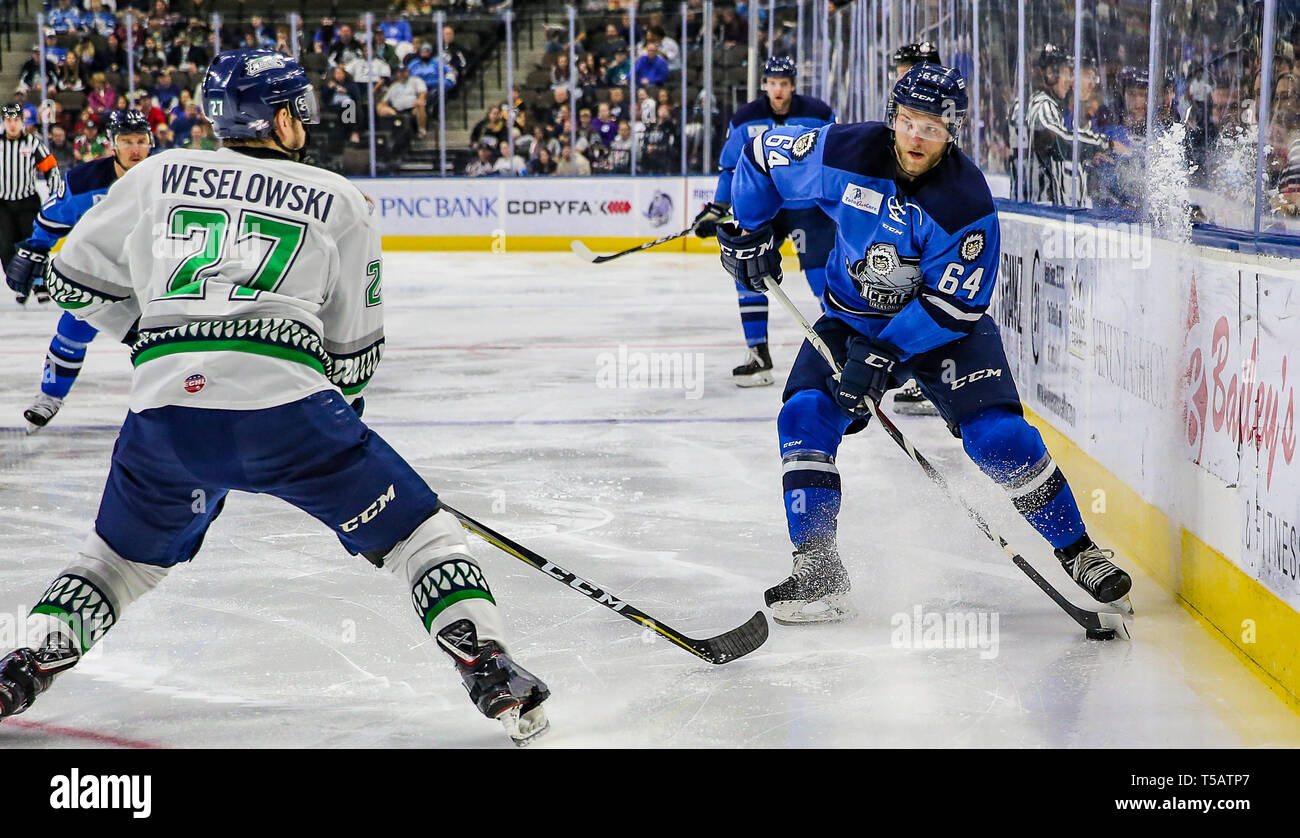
[770,595,856,625]
[1108,595,1135,617]
[734,370,775,388]
[498,703,550,747]
[23,422,42,436]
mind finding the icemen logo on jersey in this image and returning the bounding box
[959,230,985,262]
[840,183,883,214]
[845,243,922,314]
[791,130,818,160]
[644,191,673,227]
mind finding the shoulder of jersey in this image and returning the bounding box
[65,155,118,196]
[909,147,995,234]
[731,99,773,128]
[791,95,834,122]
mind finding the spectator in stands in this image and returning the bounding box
[590,101,617,146]
[48,0,81,34]
[465,144,497,176]
[720,9,748,47]
[530,126,560,161]
[555,142,591,175]
[576,53,600,90]
[408,43,456,93]
[635,42,670,86]
[183,122,218,151]
[606,49,631,87]
[72,39,99,74]
[494,140,526,175]
[606,119,633,172]
[86,73,117,116]
[138,35,169,73]
[47,124,76,172]
[598,24,627,63]
[330,25,367,68]
[17,47,59,96]
[539,87,572,127]
[372,30,402,73]
[641,102,678,173]
[274,26,294,57]
[443,26,469,80]
[43,30,69,67]
[324,65,363,117]
[347,48,393,88]
[528,148,558,176]
[551,54,572,89]
[470,105,507,149]
[167,32,209,73]
[98,34,128,75]
[169,95,202,140]
[378,64,429,137]
[649,26,681,72]
[57,54,87,93]
[608,87,628,121]
[75,116,109,162]
[379,14,414,57]
[152,70,181,112]
[156,123,177,149]
[82,1,118,38]
[248,15,277,49]
[636,87,655,124]
[132,90,169,132]
[148,1,183,39]
[313,18,338,50]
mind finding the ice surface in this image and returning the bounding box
[1,251,1297,748]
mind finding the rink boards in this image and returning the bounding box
[993,212,1300,706]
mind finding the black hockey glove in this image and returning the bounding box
[350,396,365,418]
[692,201,731,238]
[830,336,899,418]
[5,245,49,304]
[717,222,782,293]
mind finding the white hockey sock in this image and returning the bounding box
[380,508,507,646]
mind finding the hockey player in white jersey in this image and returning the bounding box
[0,50,549,746]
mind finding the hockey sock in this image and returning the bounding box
[27,532,170,654]
[960,407,1087,549]
[779,389,854,547]
[41,311,99,400]
[736,280,769,347]
[378,508,507,645]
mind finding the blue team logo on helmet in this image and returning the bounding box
[887,63,967,141]
[762,55,797,80]
[202,49,320,140]
[106,109,153,143]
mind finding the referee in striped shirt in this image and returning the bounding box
[2,104,61,303]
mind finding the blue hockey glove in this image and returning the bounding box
[717,222,782,293]
[5,245,49,304]
[692,201,731,238]
[830,336,899,418]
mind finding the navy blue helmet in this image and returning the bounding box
[762,55,797,80]
[887,63,968,141]
[891,41,942,68]
[106,109,153,142]
[201,49,319,140]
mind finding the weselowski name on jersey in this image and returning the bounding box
[159,163,336,222]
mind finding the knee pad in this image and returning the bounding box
[779,389,851,457]
[28,532,170,653]
[381,507,506,645]
[959,407,1045,478]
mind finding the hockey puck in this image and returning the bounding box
[1085,627,1117,641]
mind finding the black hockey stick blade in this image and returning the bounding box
[570,216,733,264]
[442,503,770,663]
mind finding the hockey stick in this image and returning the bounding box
[440,503,770,664]
[763,281,1130,640]
[570,217,732,264]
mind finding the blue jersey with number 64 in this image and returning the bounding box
[731,121,1000,361]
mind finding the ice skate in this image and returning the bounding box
[22,394,62,434]
[733,343,775,387]
[764,540,855,624]
[0,635,79,720]
[1055,538,1133,609]
[437,619,550,747]
[893,380,938,415]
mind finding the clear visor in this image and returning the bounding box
[285,86,320,126]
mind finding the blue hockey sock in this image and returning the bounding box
[736,280,769,347]
[41,311,99,400]
[960,408,1086,549]
[778,389,854,547]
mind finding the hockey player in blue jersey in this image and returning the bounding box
[0,50,550,746]
[5,110,153,434]
[692,55,836,387]
[717,64,1133,624]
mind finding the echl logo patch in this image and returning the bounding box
[959,230,985,262]
[184,374,206,393]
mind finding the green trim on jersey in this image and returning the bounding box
[133,338,328,374]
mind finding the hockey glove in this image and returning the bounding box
[5,245,49,304]
[830,336,899,418]
[717,222,782,293]
[692,201,731,238]
[350,396,365,418]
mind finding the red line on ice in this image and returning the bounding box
[5,719,163,749]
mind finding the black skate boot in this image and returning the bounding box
[1055,536,1133,608]
[437,619,550,746]
[0,635,79,720]
[893,379,938,415]
[733,343,774,387]
[764,540,855,625]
